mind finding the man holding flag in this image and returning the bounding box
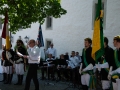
[91,0,110,89]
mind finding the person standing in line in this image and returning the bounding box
[0,45,7,83]
[14,39,27,85]
[46,43,57,59]
[4,45,15,84]
[108,35,120,90]
[79,38,95,90]
[96,37,114,90]
[23,39,40,90]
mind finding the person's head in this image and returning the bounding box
[113,35,120,48]
[104,37,108,48]
[71,51,75,57]
[60,54,64,59]
[16,39,24,47]
[65,52,68,55]
[50,43,53,48]
[76,52,79,56]
[48,54,52,58]
[84,38,92,48]
[28,39,35,48]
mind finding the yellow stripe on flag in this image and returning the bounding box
[92,19,100,60]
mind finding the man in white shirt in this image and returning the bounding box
[46,43,57,59]
[23,39,40,90]
[64,51,80,81]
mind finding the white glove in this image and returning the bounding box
[93,66,96,73]
[108,74,111,80]
[101,62,109,68]
[83,63,93,72]
[16,58,23,63]
[109,69,119,75]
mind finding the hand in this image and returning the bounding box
[23,55,27,58]
[108,74,111,80]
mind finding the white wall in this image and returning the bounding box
[42,0,120,58]
[0,0,120,59]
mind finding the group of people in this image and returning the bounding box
[0,35,120,90]
[80,36,120,90]
[40,35,120,90]
[0,39,40,90]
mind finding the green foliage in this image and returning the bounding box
[0,0,67,33]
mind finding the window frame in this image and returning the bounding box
[46,16,53,30]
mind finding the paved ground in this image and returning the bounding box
[0,71,83,90]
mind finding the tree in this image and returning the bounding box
[0,0,67,33]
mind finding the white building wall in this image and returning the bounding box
[0,0,120,59]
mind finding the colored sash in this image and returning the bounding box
[114,50,120,67]
[82,49,96,89]
[83,49,88,67]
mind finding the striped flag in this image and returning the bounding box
[37,25,44,47]
[91,0,104,62]
[1,12,11,50]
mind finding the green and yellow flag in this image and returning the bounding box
[92,0,104,62]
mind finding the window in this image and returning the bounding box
[0,38,2,49]
[92,0,107,30]
[0,17,2,29]
[46,16,52,29]
[45,39,52,49]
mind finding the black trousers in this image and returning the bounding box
[24,64,39,90]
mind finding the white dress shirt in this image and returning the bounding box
[68,56,80,68]
[46,47,57,58]
[27,45,40,64]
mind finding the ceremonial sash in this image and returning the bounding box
[83,49,88,67]
[82,49,96,89]
[114,50,120,67]
[111,50,120,79]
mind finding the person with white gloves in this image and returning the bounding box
[107,35,120,90]
[80,38,95,90]
[96,37,114,90]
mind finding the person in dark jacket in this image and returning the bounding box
[0,45,7,83]
[97,37,114,90]
[80,38,95,90]
[4,45,15,84]
[108,35,120,90]
[14,39,27,85]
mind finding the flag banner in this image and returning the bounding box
[1,12,11,50]
[37,25,44,47]
[92,0,104,62]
